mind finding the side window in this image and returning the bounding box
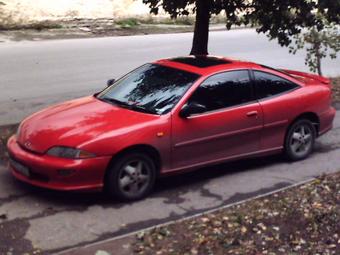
[188,70,253,112]
[254,71,299,99]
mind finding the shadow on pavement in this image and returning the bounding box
[7,154,285,208]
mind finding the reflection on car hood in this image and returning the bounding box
[17,96,159,154]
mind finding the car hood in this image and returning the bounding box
[18,96,159,154]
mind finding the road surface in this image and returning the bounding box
[0,110,339,254]
[0,28,340,125]
[0,29,339,254]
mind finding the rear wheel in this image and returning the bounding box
[284,119,316,161]
[105,152,156,201]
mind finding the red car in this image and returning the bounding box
[7,56,336,201]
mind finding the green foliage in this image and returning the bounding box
[142,0,340,47]
[158,16,195,25]
[115,16,195,27]
[115,18,140,28]
[289,23,340,75]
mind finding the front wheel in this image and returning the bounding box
[105,152,156,201]
[284,119,316,161]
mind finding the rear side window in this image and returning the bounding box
[188,70,253,112]
[254,71,299,99]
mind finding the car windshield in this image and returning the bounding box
[97,64,200,115]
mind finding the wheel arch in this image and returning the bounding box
[104,144,162,184]
[289,112,320,136]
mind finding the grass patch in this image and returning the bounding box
[115,16,195,28]
[115,18,140,28]
[140,15,225,26]
[154,16,195,26]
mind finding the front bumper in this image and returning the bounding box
[7,135,111,191]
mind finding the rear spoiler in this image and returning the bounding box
[280,69,331,85]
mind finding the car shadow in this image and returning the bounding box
[12,154,285,209]
[152,154,286,203]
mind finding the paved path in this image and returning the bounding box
[0,28,339,125]
[0,110,339,254]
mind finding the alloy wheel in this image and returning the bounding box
[289,123,313,158]
[118,159,152,198]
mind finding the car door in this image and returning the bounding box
[171,70,263,171]
[252,70,301,150]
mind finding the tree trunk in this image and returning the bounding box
[316,49,322,76]
[313,41,323,76]
[190,0,211,55]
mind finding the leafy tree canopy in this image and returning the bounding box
[142,0,340,54]
[289,21,339,75]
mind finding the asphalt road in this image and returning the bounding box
[0,28,340,125]
[0,109,339,254]
[0,30,339,254]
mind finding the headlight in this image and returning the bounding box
[46,146,96,159]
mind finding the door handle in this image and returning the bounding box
[246,111,258,117]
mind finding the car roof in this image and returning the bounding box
[155,55,262,76]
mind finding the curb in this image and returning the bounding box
[56,177,316,255]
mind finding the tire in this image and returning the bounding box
[284,119,316,161]
[105,152,156,201]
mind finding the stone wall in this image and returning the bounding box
[0,0,151,24]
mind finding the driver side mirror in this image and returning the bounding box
[179,102,207,118]
[107,79,116,87]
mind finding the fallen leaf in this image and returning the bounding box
[201,217,210,223]
[95,251,111,255]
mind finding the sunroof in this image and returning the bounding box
[170,56,231,68]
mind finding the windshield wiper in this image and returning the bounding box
[101,97,130,107]
[128,104,156,114]
[100,97,156,114]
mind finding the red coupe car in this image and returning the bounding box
[7,56,336,201]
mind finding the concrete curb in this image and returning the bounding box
[56,177,316,255]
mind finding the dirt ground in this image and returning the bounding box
[0,124,17,161]
[131,172,340,254]
[0,23,195,42]
[0,17,233,42]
